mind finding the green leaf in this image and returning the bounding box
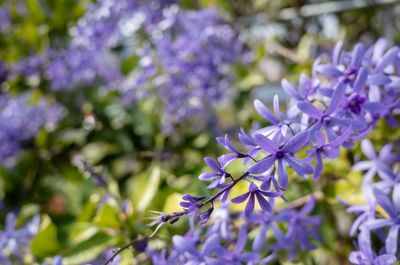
[129,166,161,213]
[77,196,99,222]
[30,215,61,258]
[68,223,99,245]
[93,204,121,228]
[137,166,161,212]
[26,0,46,23]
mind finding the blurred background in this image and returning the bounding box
[0,0,400,264]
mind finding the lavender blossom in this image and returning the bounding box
[0,93,63,167]
[352,140,400,182]
[249,130,313,188]
[231,182,282,217]
[349,228,396,265]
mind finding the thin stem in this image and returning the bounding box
[101,236,147,265]
[200,171,249,207]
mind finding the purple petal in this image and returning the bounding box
[358,228,372,258]
[259,191,282,197]
[351,43,365,68]
[248,156,276,174]
[221,188,231,203]
[284,155,314,176]
[368,74,392,86]
[207,179,221,189]
[245,194,255,218]
[238,128,256,146]
[315,131,325,147]
[297,102,323,119]
[273,95,281,120]
[281,79,302,100]
[332,40,343,65]
[218,154,239,168]
[325,82,345,115]
[313,152,323,180]
[375,46,400,73]
[372,38,387,61]
[277,159,288,189]
[349,214,366,237]
[299,196,316,217]
[199,172,219,180]
[353,67,368,93]
[254,99,280,124]
[385,225,399,255]
[172,235,199,256]
[255,192,272,212]
[361,139,377,160]
[326,126,352,147]
[374,255,397,264]
[316,65,344,77]
[231,192,250,204]
[378,143,393,161]
[323,147,340,159]
[254,134,278,154]
[373,187,396,219]
[281,130,310,153]
[393,183,400,212]
[202,234,221,256]
[222,135,239,154]
[204,157,223,173]
[252,224,268,251]
[331,117,365,130]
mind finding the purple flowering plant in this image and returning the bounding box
[1,1,400,264]
[139,39,400,265]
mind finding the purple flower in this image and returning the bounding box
[364,188,400,256]
[297,82,364,140]
[273,196,323,260]
[199,157,229,188]
[206,203,232,241]
[231,182,282,217]
[352,140,399,182]
[349,228,396,265]
[0,93,63,168]
[346,182,377,237]
[217,225,260,264]
[254,95,291,140]
[303,126,352,180]
[180,195,204,216]
[216,135,245,167]
[238,128,260,164]
[249,130,313,188]
[343,93,368,115]
[316,42,365,84]
[172,231,225,264]
[0,213,40,264]
[246,212,284,253]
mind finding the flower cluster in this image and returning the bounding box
[0,92,63,167]
[346,140,400,264]
[147,199,321,264]
[0,213,40,265]
[7,0,248,133]
[1,0,248,133]
[146,39,400,263]
[0,212,120,265]
[126,7,248,133]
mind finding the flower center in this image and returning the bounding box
[322,116,331,125]
[276,151,284,159]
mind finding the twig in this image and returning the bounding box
[101,236,147,265]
